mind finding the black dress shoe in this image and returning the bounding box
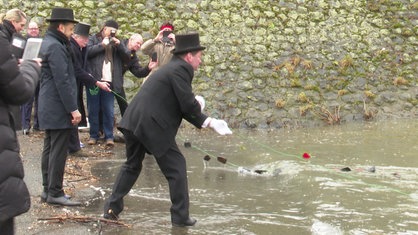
[103,209,118,220]
[69,150,89,158]
[41,192,72,202]
[172,217,197,227]
[46,196,81,206]
[114,134,125,143]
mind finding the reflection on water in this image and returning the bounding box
[88,119,418,234]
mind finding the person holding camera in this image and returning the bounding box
[141,22,176,83]
[86,19,130,146]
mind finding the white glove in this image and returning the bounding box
[209,118,233,135]
[195,95,205,111]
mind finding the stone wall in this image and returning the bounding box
[2,0,417,128]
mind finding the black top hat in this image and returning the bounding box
[46,8,78,23]
[74,22,90,37]
[172,33,206,55]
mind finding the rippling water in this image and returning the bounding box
[89,119,418,234]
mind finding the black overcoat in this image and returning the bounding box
[121,39,150,78]
[118,56,207,157]
[38,29,78,129]
[70,37,96,126]
[70,37,96,87]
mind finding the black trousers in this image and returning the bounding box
[68,127,81,153]
[104,129,190,223]
[41,129,72,197]
[0,218,14,235]
[77,83,88,127]
[115,89,128,117]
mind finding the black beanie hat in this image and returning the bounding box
[104,20,118,29]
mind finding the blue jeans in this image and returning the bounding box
[21,96,34,130]
[20,84,39,130]
[86,86,114,140]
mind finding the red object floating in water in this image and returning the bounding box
[302,152,311,159]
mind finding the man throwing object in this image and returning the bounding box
[103,32,232,227]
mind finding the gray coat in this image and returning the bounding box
[38,29,78,130]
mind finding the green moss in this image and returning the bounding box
[407,98,418,106]
[299,104,313,116]
[297,92,309,103]
[338,89,349,97]
[411,2,418,10]
[364,90,376,99]
[290,78,302,88]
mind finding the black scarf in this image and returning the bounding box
[1,20,17,42]
[47,28,71,51]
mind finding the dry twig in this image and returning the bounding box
[311,105,341,125]
[38,215,131,227]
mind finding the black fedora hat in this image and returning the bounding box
[46,8,78,23]
[104,20,119,29]
[74,22,90,37]
[172,33,206,55]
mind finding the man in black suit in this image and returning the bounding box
[68,22,110,155]
[103,33,232,227]
[38,8,82,206]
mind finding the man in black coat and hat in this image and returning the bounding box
[38,7,82,206]
[103,32,232,227]
[68,22,110,155]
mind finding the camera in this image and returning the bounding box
[162,30,172,44]
[151,52,157,62]
[110,29,116,38]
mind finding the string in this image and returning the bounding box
[110,89,128,103]
[178,132,410,196]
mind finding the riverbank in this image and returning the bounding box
[15,130,126,234]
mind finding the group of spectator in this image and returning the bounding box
[17,17,175,146]
[1,7,232,233]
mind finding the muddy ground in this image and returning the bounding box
[14,129,127,234]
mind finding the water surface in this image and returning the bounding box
[88,119,418,234]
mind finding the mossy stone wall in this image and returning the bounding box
[2,0,417,128]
